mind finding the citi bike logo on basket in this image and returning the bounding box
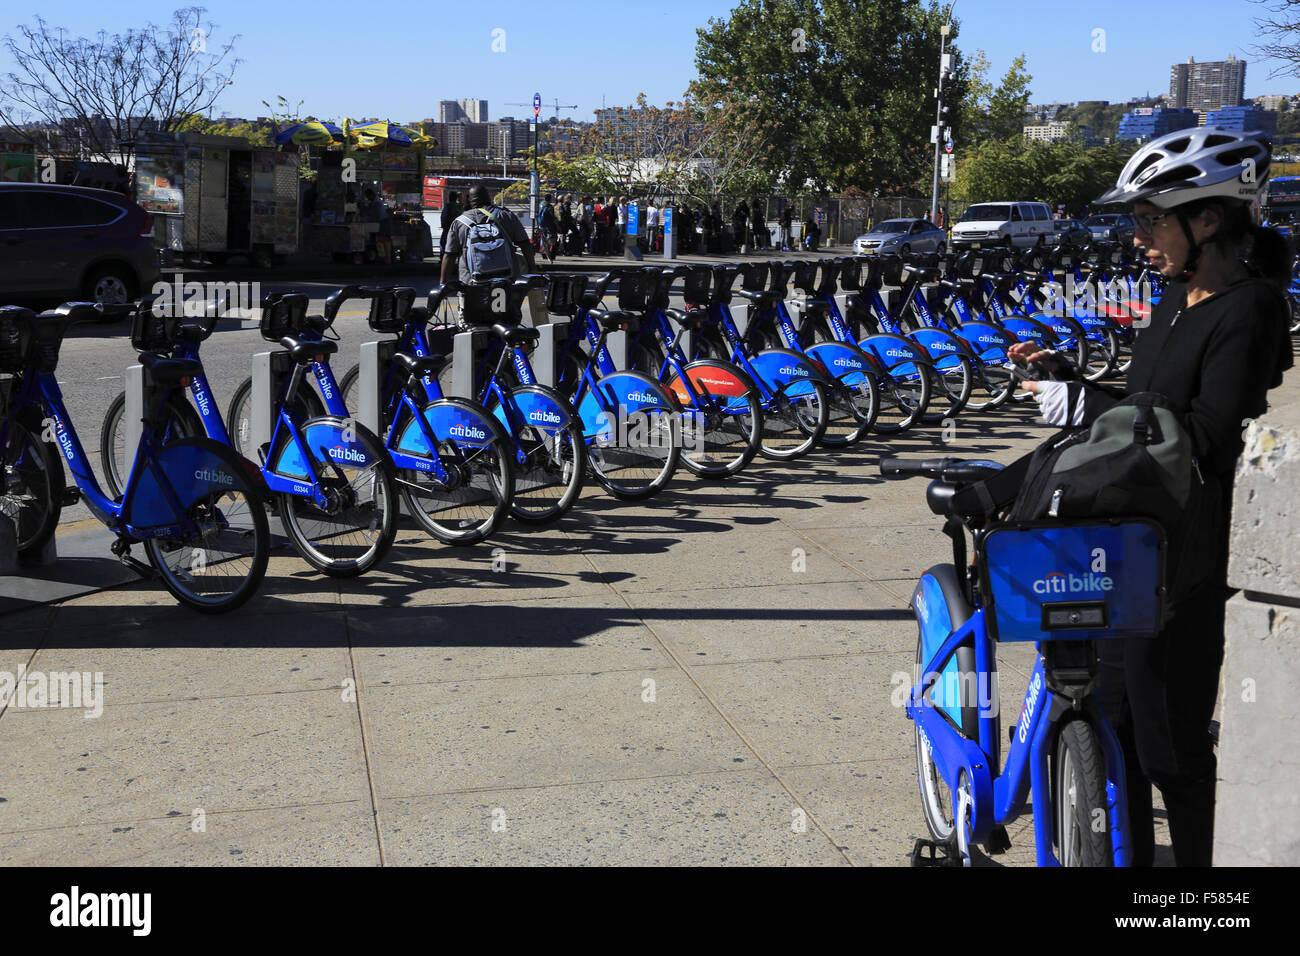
[328,445,367,464]
[449,423,488,441]
[1032,570,1114,594]
[1017,671,1043,743]
[149,275,261,320]
[193,467,234,486]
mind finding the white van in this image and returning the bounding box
[951,201,1054,250]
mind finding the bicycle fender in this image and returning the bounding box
[666,359,758,412]
[271,415,385,481]
[857,333,934,378]
[748,347,832,391]
[999,316,1058,346]
[396,397,507,456]
[804,341,870,385]
[905,328,972,369]
[951,322,1015,360]
[912,703,995,844]
[493,384,575,433]
[124,437,267,531]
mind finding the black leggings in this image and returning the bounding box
[1096,582,1228,866]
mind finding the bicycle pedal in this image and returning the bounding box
[910,838,962,868]
[60,487,81,506]
[983,825,1011,855]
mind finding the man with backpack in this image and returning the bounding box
[440,183,536,287]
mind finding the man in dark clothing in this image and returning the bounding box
[439,191,462,266]
[732,201,749,251]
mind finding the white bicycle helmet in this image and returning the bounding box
[1095,126,1271,209]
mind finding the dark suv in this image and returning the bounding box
[0,182,160,307]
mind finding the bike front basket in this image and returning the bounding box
[977,518,1166,642]
[0,306,33,373]
[260,293,309,341]
[367,287,416,333]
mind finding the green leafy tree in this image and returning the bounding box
[691,0,968,194]
[961,52,1031,145]
[953,137,1128,211]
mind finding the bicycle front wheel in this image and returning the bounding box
[143,467,270,613]
[401,435,514,546]
[1083,326,1120,382]
[819,371,877,448]
[759,379,829,460]
[920,355,973,424]
[101,390,203,498]
[1053,719,1112,867]
[964,361,1013,412]
[276,421,398,577]
[588,405,681,501]
[914,634,958,848]
[1,407,64,558]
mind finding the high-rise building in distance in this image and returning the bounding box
[1169,55,1247,111]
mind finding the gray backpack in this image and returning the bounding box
[456,207,517,281]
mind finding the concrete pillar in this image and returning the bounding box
[1215,400,1300,865]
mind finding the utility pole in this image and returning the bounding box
[930,8,956,222]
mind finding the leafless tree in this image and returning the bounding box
[1252,0,1300,77]
[0,7,240,164]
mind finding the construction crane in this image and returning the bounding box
[505,98,579,120]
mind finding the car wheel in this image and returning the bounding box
[82,265,135,306]
[901,243,911,254]
[937,242,946,255]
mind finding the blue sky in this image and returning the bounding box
[1,0,1294,125]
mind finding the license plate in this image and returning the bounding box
[969,242,982,249]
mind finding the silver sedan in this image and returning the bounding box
[853,218,947,255]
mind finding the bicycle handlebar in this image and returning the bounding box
[879,457,1005,483]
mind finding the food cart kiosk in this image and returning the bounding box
[134,132,300,267]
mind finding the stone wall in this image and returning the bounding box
[1215,394,1300,865]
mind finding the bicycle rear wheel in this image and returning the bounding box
[914,634,958,847]
[143,468,270,613]
[1,407,64,558]
[1053,719,1112,867]
[964,361,1013,412]
[276,422,398,577]
[1082,326,1120,382]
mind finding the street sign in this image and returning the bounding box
[532,93,541,117]
[945,139,954,154]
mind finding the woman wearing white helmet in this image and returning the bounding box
[1011,127,1293,866]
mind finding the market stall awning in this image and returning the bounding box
[274,121,344,147]
[348,120,414,149]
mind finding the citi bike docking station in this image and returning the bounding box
[879,456,1168,867]
[1,302,270,612]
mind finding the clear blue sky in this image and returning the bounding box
[2,0,1295,125]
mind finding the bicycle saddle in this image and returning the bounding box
[278,336,338,365]
[801,299,833,317]
[662,308,704,332]
[393,351,448,381]
[139,351,202,385]
[588,309,640,334]
[490,323,539,348]
[734,288,782,306]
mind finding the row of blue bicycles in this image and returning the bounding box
[0,240,1193,868]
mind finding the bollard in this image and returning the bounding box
[252,351,294,462]
[525,290,549,327]
[605,329,630,371]
[532,321,571,389]
[357,339,397,437]
[625,203,644,261]
[732,302,753,340]
[450,328,490,399]
[124,364,145,483]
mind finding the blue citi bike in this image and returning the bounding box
[1,302,270,612]
[99,295,398,576]
[879,456,1167,867]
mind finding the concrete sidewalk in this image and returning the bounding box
[0,395,1206,866]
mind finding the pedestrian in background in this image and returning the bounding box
[778,206,792,251]
[440,191,462,266]
[732,201,750,252]
[647,200,661,253]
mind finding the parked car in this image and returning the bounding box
[1083,213,1136,246]
[0,182,159,308]
[1051,217,1092,247]
[951,201,1055,250]
[853,218,947,255]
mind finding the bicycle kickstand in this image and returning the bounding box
[110,537,154,578]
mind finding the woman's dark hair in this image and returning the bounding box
[1181,196,1289,287]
